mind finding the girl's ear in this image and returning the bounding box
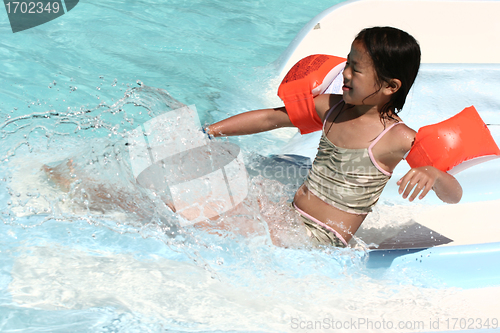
[383,78,402,96]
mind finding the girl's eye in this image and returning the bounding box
[346,61,359,73]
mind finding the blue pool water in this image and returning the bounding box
[1,1,500,332]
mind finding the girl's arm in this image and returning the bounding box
[205,93,341,137]
[397,167,463,204]
[206,107,294,137]
[391,127,462,204]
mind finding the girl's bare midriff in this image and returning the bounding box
[293,184,366,243]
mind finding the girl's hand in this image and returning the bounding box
[397,166,440,202]
[397,166,463,203]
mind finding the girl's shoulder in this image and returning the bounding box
[314,94,344,121]
[384,121,416,154]
[373,121,416,171]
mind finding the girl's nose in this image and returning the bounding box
[342,69,350,82]
[342,64,351,81]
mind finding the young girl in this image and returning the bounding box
[205,27,463,247]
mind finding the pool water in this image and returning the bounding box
[1,1,500,332]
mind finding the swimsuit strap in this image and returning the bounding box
[370,121,405,147]
[323,99,345,133]
[368,122,405,176]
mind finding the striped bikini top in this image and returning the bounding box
[304,101,403,214]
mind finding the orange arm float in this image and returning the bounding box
[406,106,500,175]
[277,54,346,134]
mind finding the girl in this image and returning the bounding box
[205,27,462,247]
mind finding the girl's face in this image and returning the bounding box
[342,40,387,106]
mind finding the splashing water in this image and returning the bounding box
[2,86,179,230]
[1,83,497,332]
[1,0,499,328]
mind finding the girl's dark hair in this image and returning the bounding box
[355,26,421,120]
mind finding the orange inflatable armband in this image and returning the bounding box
[277,54,346,134]
[406,106,500,175]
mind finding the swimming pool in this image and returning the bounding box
[1,0,500,332]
